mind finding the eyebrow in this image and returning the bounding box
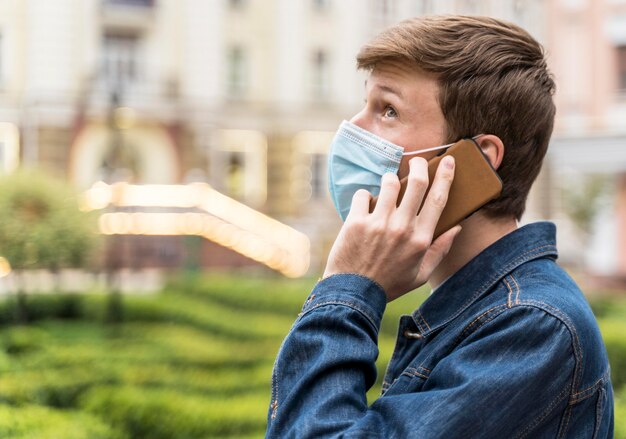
[364,79,405,100]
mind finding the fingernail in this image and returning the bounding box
[443,156,455,169]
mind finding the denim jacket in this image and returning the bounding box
[266,222,614,438]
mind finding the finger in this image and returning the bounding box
[415,225,462,284]
[346,189,372,220]
[373,173,401,217]
[397,157,429,221]
[416,156,455,237]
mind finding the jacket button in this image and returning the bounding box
[404,329,423,339]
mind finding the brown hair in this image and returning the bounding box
[356,15,556,220]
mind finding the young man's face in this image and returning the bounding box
[350,61,447,180]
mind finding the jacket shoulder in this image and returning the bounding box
[503,258,611,399]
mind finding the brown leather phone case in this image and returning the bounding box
[369,139,503,239]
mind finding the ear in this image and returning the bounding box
[475,135,504,170]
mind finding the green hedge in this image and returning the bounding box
[599,318,626,390]
[0,275,624,438]
[616,387,626,439]
[80,385,267,439]
[0,294,85,325]
[0,403,126,439]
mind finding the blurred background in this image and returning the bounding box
[0,0,625,438]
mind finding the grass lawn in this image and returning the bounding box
[0,274,624,438]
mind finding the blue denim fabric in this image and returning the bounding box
[266,222,614,438]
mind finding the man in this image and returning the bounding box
[266,15,614,438]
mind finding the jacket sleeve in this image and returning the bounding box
[265,274,576,439]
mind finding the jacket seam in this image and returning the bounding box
[402,367,430,380]
[510,275,522,304]
[450,300,580,439]
[454,304,508,346]
[517,299,584,395]
[316,272,387,297]
[416,309,431,331]
[515,385,571,439]
[300,299,381,333]
[570,367,611,404]
[558,405,573,439]
[382,317,410,395]
[592,387,606,439]
[416,245,556,335]
[505,276,514,308]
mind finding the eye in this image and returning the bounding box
[384,105,398,118]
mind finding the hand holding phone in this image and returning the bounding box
[369,139,502,239]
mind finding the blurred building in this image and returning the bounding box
[1,0,623,280]
[528,0,626,280]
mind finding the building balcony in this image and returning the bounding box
[103,0,154,7]
[100,0,155,30]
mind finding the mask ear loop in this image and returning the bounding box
[401,134,485,157]
[469,134,485,144]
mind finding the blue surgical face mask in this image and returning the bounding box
[327,120,480,221]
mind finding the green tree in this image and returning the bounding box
[562,174,612,234]
[0,170,100,322]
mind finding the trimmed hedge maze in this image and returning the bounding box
[0,275,625,438]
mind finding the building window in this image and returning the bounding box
[290,152,329,203]
[212,130,267,206]
[226,152,245,200]
[0,123,20,174]
[227,46,248,98]
[101,32,141,90]
[229,0,247,10]
[0,33,3,84]
[618,46,626,92]
[310,153,327,200]
[104,0,154,6]
[313,0,330,11]
[291,131,334,204]
[312,49,330,99]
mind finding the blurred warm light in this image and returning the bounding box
[87,182,310,277]
[0,257,11,278]
[0,123,20,173]
[113,106,137,130]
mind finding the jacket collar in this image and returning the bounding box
[411,221,558,336]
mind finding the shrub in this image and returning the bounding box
[0,295,87,326]
[80,385,267,439]
[616,387,626,439]
[0,364,113,407]
[0,403,127,439]
[598,318,626,389]
[0,170,99,272]
[1,325,50,355]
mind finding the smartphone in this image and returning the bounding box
[369,138,503,239]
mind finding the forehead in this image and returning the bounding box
[366,62,439,100]
[367,61,442,113]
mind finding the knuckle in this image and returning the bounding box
[353,188,370,199]
[439,168,455,182]
[430,192,448,209]
[411,235,430,249]
[348,217,367,232]
[382,174,400,190]
[408,173,428,187]
[410,157,428,168]
[372,220,388,234]
[388,224,407,239]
